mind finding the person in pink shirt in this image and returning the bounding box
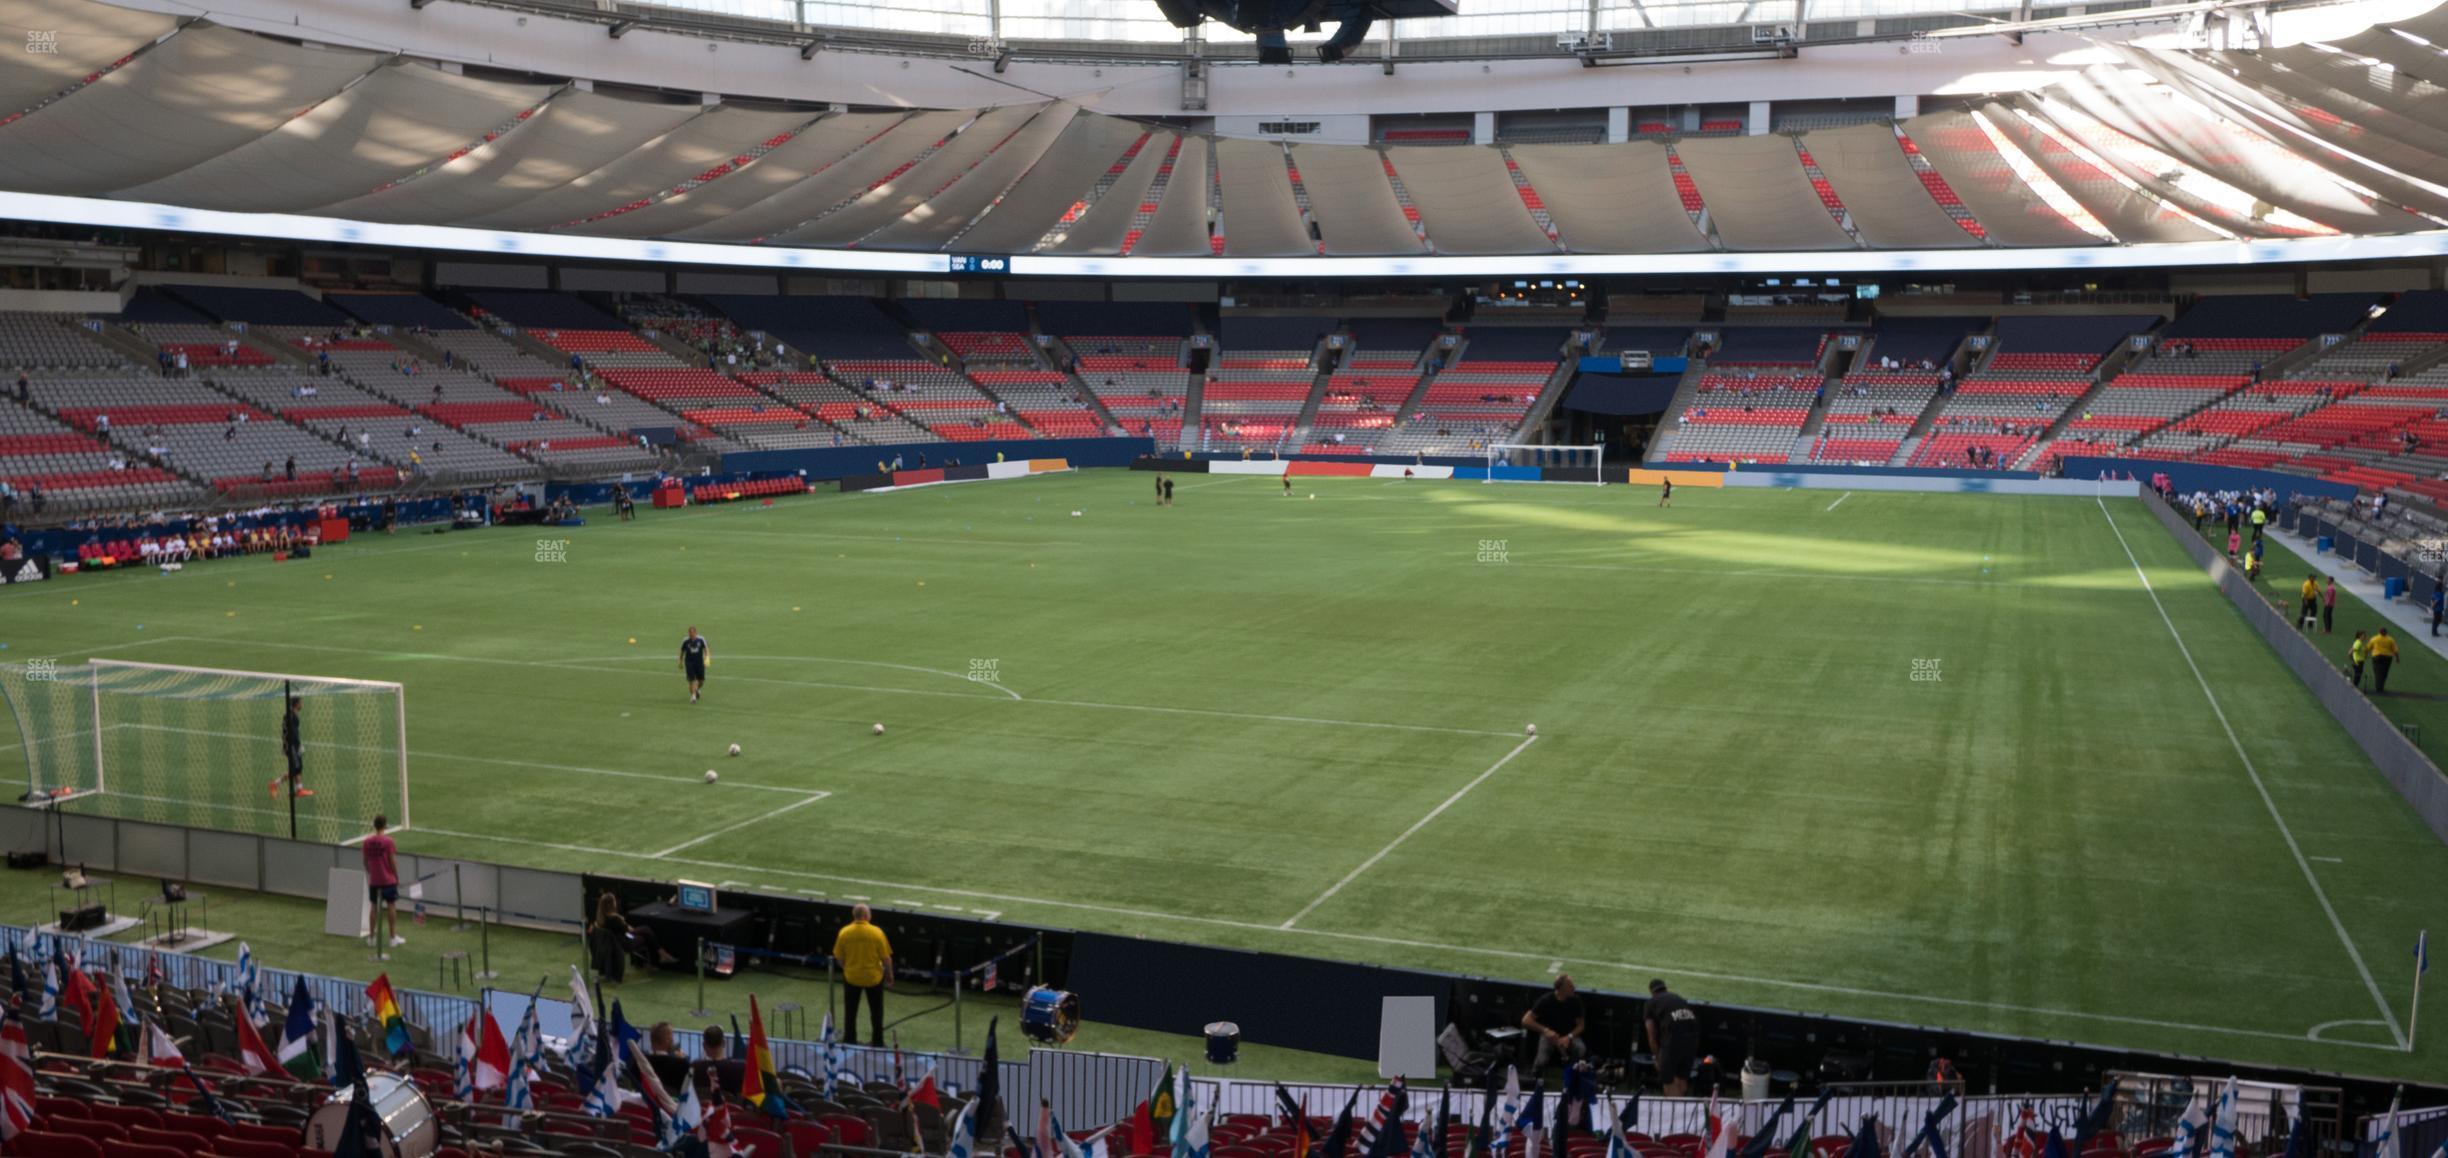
[362,815,404,958]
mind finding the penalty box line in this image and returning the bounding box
[1281,732,1538,929]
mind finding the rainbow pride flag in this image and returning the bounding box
[365,975,411,1058]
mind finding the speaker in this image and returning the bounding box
[5,851,46,870]
[57,904,105,932]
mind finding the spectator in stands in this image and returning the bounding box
[2371,628,2401,692]
[1522,974,1588,1074]
[1644,980,1700,1096]
[695,1025,746,1101]
[834,903,894,1046]
[645,1023,693,1099]
[12,372,26,403]
[284,457,296,483]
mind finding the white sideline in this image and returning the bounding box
[1280,733,1538,929]
[2095,497,2408,1050]
[1825,492,1851,512]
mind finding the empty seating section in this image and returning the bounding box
[0,401,195,510]
[327,291,479,331]
[903,300,1038,366]
[0,315,130,370]
[464,291,625,331]
[2061,373,2245,444]
[1376,328,1564,456]
[159,285,354,329]
[741,372,936,445]
[1669,362,1817,463]
[1809,434,1904,465]
[969,369,1105,438]
[1816,372,1935,462]
[828,360,1008,440]
[1707,326,1836,366]
[1905,315,2150,469]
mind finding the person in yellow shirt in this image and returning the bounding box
[2370,628,2400,693]
[2300,576,2319,628]
[832,903,894,1046]
[2349,631,2367,688]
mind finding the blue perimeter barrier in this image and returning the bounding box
[725,436,1151,482]
[2056,455,2360,502]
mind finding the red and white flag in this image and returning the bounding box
[232,1005,282,1077]
[0,1009,36,1141]
[472,1011,512,1092]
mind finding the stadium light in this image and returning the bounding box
[608,19,638,37]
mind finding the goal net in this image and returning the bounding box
[0,659,408,845]
[1486,443,1604,485]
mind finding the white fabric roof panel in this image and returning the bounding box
[961,116,1155,255]
[1977,100,2223,243]
[0,0,179,118]
[465,104,815,233]
[2258,46,2448,138]
[2114,47,2448,222]
[1903,110,2099,248]
[1674,134,1857,251]
[2327,27,2448,87]
[113,63,554,213]
[565,111,901,240]
[671,110,975,244]
[2048,66,2420,235]
[2208,52,2448,187]
[322,90,699,225]
[0,23,377,197]
[1290,144,1421,256]
[1217,138,1311,258]
[1384,146,1553,256]
[1505,142,1707,253]
[771,104,1045,246]
[1115,135,1210,257]
[864,103,1080,251]
[1802,123,1981,249]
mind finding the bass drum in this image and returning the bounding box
[303,1071,440,1158]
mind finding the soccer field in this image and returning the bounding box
[4,471,2443,1081]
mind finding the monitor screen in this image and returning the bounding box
[675,880,716,913]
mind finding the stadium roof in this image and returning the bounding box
[1,0,2446,273]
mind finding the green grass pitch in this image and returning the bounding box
[3,470,2443,1082]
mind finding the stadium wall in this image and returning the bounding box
[1719,471,2142,497]
[725,436,1150,482]
[2140,493,2448,846]
[2057,457,2361,503]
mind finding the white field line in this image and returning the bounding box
[2095,497,2408,1049]
[1281,734,1537,928]
[1511,562,2002,589]
[1826,492,1851,512]
[648,791,831,858]
[405,818,2401,1052]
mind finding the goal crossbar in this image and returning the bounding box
[1485,443,1605,485]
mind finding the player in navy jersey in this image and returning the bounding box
[680,627,710,703]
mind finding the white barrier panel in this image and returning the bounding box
[987,460,1033,480]
[1720,471,2144,498]
[1206,460,1290,475]
[1369,464,1455,479]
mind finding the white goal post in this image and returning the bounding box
[0,658,409,845]
[1485,443,1605,485]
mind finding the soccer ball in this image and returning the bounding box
[1526,724,1538,737]
[1070,510,1083,517]
[873,722,886,736]
[1308,494,1316,500]
[727,743,741,757]
[703,770,718,784]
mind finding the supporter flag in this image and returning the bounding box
[2371,1091,2401,1158]
[0,1007,34,1142]
[1518,1083,1548,1158]
[2206,1080,2240,1158]
[1850,1118,1882,1158]
[1898,1096,1956,1158]
[1419,1089,1452,1158]
[1783,1091,1835,1158]
[277,976,321,1080]
[2163,1090,2209,1158]
[1361,1077,1409,1156]
[1701,1094,1738,1158]
[977,1018,1001,1130]
[948,1095,982,1158]
[235,942,264,1027]
[472,1010,511,1093]
[2071,1080,2119,1148]
[742,994,788,1119]
[2003,1104,2041,1158]
[232,997,283,1077]
[1607,1095,1646,1158]
[108,966,140,1049]
[453,1016,478,1102]
[60,961,97,1044]
[34,955,56,1020]
[1275,1085,1315,1158]
[330,1059,380,1158]
[1147,1062,1181,1147]
[1037,1099,1059,1158]
[2275,1097,2310,1158]
[329,1013,367,1091]
[139,1016,184,1067]
[1741,1096,1798,1158]
[1180,1092,1215,1158]
[2040,1129,2069,1158]
[1559,1064,1595,1137]
[662,1079,706,1152]
[86,967,119,1058]
[1324,1089,1362,1158]
[906,1058,943,1111]
[364,974,411,1058]
[706,1100,746,1158]
[1489,1067,1525,1158]
[567,964,597,1074]
[1009,1124,1036,1158]
[5,941,22,1003]
[505,993,544,1130]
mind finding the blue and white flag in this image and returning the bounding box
[1170,1066,1196,1152]
[108,967,137,1028]
[2165,1091,2209,1158]
[34,959,56,1020]
[1518,1084,1548,1158]
[1181,1100,1215,1158]
[2420,931,2431,976]
[1489,1067,1525,1158]
[946,1096,981,1158]
[452,1017,477,1103]
[277,977,319,1080]
[661,1078,704,1151]
[234,943,263,1027]
[566,965,596,1074]
[2206,1081,2239,1158]
[505,996,542,1128]
[2371,1092,2401,1158]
